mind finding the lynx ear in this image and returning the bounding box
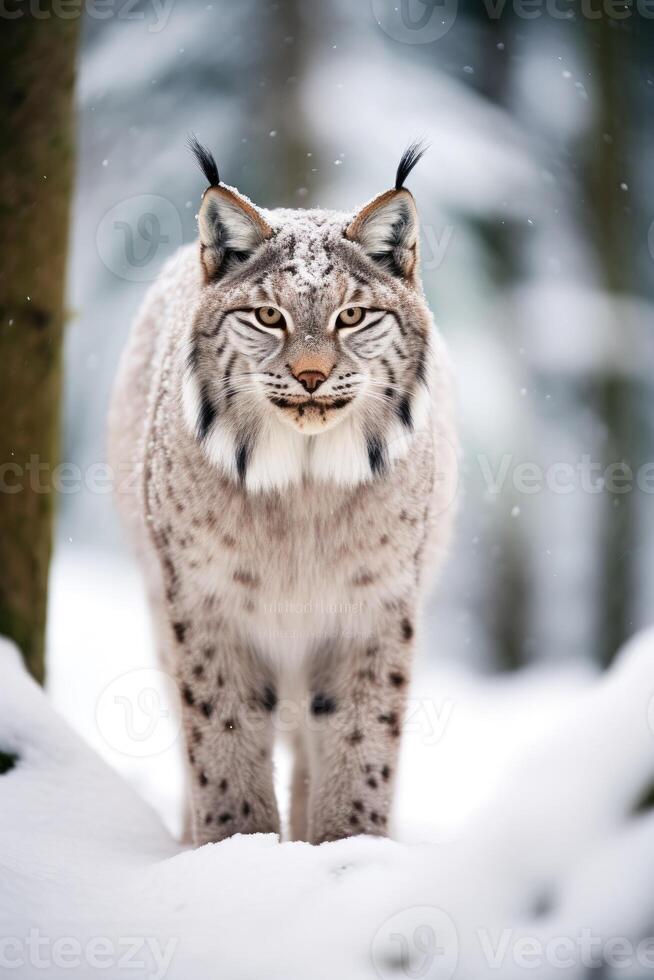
[346,141,426,282]
[198,185,272,281]
[345,188,419,281]
[189,135,272,282]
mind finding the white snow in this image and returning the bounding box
[1,550,653,978]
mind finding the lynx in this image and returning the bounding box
[108,139,457,845]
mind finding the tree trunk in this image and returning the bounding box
[585,19,636,666]
[0,11,80,683]
[477,11,531,671]
[253,0,309,207]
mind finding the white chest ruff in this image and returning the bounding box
[182,368,432,493]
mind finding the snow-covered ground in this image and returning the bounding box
[45,547,593,843]
[1,548,653,978]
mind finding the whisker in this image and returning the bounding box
[221,372,256,382]
[366,378,413,397]
[359,392,394,408]
[220,383,264,396]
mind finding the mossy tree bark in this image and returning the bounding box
[0,10,80,684]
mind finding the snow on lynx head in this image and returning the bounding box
[182,137,437,492]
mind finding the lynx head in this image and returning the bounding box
[183,136,435,492]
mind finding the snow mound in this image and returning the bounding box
[2,633,654,979]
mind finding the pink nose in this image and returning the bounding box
[295,370,327,393]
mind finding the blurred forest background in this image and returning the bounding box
[56,0,654,675]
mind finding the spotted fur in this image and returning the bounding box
[108,145,457,846]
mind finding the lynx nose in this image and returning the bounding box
[295,370,327,393]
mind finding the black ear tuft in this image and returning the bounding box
[188,133,220,188]
[395,140,428,191]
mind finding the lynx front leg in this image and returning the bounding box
[172,619,280,846]
[289,729,310,841]
[306,612,416,844]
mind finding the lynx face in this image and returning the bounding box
[183,142,434,491]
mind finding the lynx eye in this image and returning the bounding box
[255,306,285,328]
[336,306,365,328]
